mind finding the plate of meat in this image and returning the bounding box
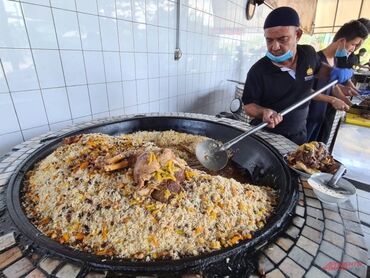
[284,141,341,179]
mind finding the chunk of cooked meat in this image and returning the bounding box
[157,148,186,169]
[134,151,161,188]
[63,134,82,145]
[151,179,182,203]
[286,141,339,174]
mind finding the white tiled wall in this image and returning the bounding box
[0,0,270,155]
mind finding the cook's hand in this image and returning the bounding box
[262,109,283,128]
[331,98,350,111]
[339,85,359,97]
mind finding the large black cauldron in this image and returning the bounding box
[6,116,298,276]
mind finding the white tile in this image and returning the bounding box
[180,4,188,31]
[0,132,23,156]
[169,76,177,97]
[158,27,169,53]
[0,65,9,93]
[159,77,168,99]
[66,85,91,118]
[88,83,108,114]
[120,52,136,80]
[97,0,116,17]
[53,9,81,50]
[12,90,48,129]
[123,80,137,107]
[177,94,186,111]
[50,120,72,131]
[195,10,203,33]
[103,52,121,82]
[168,54,177,76]
[0,94,20,135]
[133,23,147,52]
[78,14,102,50]
[177,52,186,75]
[132,0,146,23]
[148,53,159,78]
[158,0,169,27]
[179,30,187,53]
[148,78,160,101]
[146,0,158,25]
[106,82,123,110]
[100,17,119,51]
[51,0,76,10]
[134,53,147,79]
[125,105,137,114]
[0,1,29,48]
[137,102,149,113]
[169,96,177,111]
[33,49,64,88]
[169,28,176,52]
[159,53,168,76]
[116,0,132,20]
[23,125,49,140]
[60,50,86,86]
[136,79,148,104]
[117,20,134,52]
[149,101,159,112]
[0,49,38,92]
[110,108,124,117]
[22,3,58,49]
[146,25,159,53]
[168,0,176,29]
[76,0,98,14]
[159,98,168,112]
[177,75,186,95]
[72,115,91,124]
[193,33,201,54]
[84,51,105,83]
[22,0,50,6]
[42,87,71,123]
[187,7,196,32]
[93,111,109,119]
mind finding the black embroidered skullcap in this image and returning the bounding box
[264,6,300,29]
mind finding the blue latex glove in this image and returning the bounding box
[330,67,353,84]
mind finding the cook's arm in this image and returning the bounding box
[312,90,350,110]
[316,63,353,84]
[244,103,282,128]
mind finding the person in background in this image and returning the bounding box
[306,20,369,143]
[347,48,367,68]
[361,58,370,69]
[242,7,353,145]
[338,18,370,69]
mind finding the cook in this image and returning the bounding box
[306,20,369,142]
[242,7,353,145]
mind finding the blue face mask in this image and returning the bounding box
[335,48,348,58]
[266,50,293,63]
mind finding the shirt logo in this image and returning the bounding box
[306,66,313,76]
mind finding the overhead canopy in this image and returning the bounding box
[265,0,370,34]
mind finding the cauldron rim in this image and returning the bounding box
[6,115,298,273]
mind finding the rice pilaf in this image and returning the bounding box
[22,131,277,260]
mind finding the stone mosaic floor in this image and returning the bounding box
[0,113,368,277]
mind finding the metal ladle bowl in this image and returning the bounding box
[196,80,338,171]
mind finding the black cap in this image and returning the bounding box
[264,7,300,29]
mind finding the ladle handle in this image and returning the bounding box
[220,80,338,151]
[327,164,347,188]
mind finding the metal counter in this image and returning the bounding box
[332,122,370,186]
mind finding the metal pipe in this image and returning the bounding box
[174,0,182,61]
